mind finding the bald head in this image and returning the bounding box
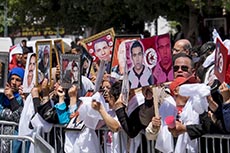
[172,39,192,55]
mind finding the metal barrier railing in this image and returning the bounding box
[1,120,230,153]
[33,133,55,153]
[0,135,34,153]
[0,120,18,134]
[0,120,19,153]
[199,134,230,153]
[0,120,55,153]
[41,124,65,153]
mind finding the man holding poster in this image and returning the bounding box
[128,41,153,89]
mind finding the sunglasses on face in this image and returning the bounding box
[173,65,189,72]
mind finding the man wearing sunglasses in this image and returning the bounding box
[172,39,192,55]
[173,53,195,78]
[145,53,195,140]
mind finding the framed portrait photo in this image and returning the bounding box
[110,35,141,79]
[0,52,9,93]
[81,28,115,76]
[60,54,81,89]
[54,39,65,66]
[35,40,52,86]
[81,50,93,78]
[66,118,85,131]
[23,53,36,93]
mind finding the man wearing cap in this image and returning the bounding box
[9,44,24,70]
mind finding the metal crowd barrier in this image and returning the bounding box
[33,133,55,153]
[20,125,230,153]
[199,134,230,153]
[41,124,65,153]
[0,134,55,153]
[0,120,55,153]
[0,120,18,134]
[1,120,230,153]
[0,135,33,153]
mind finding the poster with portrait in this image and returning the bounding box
[35,40,52,86]
[54,39,65,66]
[23,53,36,93]
[81,28,115,78]
[126,33,173,89]
[60,54,81,89]
[110,35,141,80]
[214,38,229,83]
[81,50,93,77]
[0,52,9,93]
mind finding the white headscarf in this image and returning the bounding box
[9,44,23,63]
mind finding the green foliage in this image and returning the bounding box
[226,3,230,12]
[5,0,228,36]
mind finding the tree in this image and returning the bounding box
[5,0,229,40]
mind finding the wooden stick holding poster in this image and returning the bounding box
[152,87,159,117]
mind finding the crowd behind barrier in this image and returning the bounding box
[1,30,230,153]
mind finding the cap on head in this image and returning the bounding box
[9,44,23,62]
[8,67,25,81]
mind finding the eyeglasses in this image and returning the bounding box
[173,65,189,72]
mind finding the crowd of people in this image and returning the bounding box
[0,29,230,153]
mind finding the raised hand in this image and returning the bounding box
[4,83,14,100]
